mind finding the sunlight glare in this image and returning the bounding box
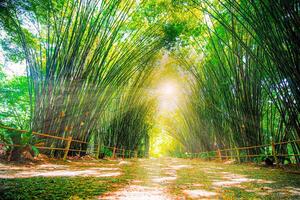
[157,81,180,112]
[161,82,176,96]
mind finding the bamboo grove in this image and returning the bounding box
[171,0,300,163]
[0,0,164,159]
[0,0,299,163]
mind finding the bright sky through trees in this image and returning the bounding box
[149,79,182,157]
[157,80,180,112]
[148,53,188,157]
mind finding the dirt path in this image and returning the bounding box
[100,158,300,199]
[100,158,184,199]
[1,158,300,199]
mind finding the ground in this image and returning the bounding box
[0,158,300,199]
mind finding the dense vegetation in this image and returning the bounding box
[0,0,299,163]
[170,0,300,163]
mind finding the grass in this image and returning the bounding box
[0,158,299,199]
[167,159,300,199]
[1,177,110,200]
[0,159,138,200]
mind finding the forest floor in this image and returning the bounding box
[0,157,300,199]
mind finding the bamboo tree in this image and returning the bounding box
[8,0,164,157]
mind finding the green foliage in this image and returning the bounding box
[0,74,30,129]
[0,0,299,163]
[0,65,36,156]
[0,39,25,62]
[168,0,300,163]
[0,0,165,157]
[100,146,112,157]
[0,129,12,145]
[31,145,39,156]
[163,22,185,49]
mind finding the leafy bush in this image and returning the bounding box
[100,146,112,158]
